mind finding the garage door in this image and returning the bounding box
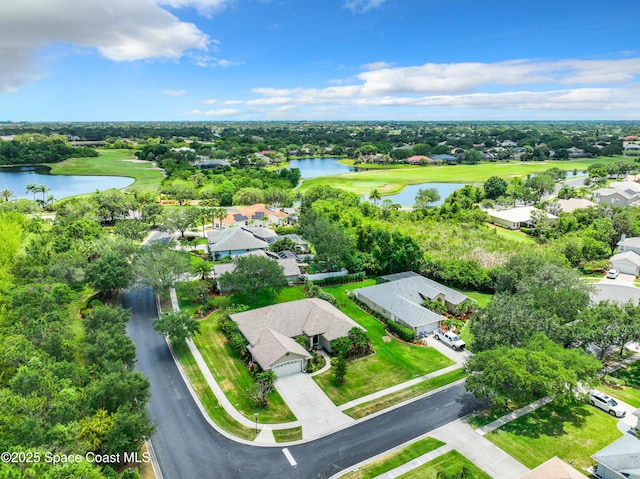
[272,360,303,377]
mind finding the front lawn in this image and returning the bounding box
[314,281,455,405]
[192,313,296,423]
[172,340,258,441]
[600,361,640,407]
[273,426,303,443]
[397,450,491,479]
[485,402,622,470]
[340,437,445,479]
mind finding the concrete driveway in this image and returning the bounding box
[592,283,640,304]
[275,374,354,439]
[598,272,637,287]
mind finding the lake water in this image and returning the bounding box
[0,166,134,200]
[373,183,466,207]
[288,157,354,178]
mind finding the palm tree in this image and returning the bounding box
[0,189,14,202]
[26,183,37,202]
[214,207,227,230]
[35,184,49,203]
[369,188,382,206]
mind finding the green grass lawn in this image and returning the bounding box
[340,437,445,479]
[46,149,164,191]
[485,402,622,470]
[397,450,491,479]
[487,224,537,244]
[192,313,296,423]
[600,361,640,407]
[230,284,307,310]
[344,368,467,419]
[273,426,303,443]
[313,281,455,405]
[171,340,258,441]
[299,156,628,196]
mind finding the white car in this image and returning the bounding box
[606,269,619,279]
[589,390,626,417]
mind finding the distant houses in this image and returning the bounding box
[485,206,557,230]
[220,203,289,228]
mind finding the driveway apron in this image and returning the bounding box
[276,374,354,439]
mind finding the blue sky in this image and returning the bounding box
[1,0,639,121]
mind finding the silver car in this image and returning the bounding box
[589,390,626,417]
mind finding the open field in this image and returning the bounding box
[487,224,537,244]
[46,149,164,191]
[299,156,630,196]
[485,402,622,470]
[313,281,454,405]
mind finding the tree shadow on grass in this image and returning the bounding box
[499,402,590,438]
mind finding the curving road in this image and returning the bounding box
[124,288,486,479]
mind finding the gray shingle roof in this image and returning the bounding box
[592,435,640,476]
[619,237,640,249]
[207,228,268,252]
[357,272,472,329]
[611,251,640,266]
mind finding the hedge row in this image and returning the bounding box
[307,271,366,286]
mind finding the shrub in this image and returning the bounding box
[385,320,416,342]
[304,280,339,306]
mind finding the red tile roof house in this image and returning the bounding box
[405,155,433,165]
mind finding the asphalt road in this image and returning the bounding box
[592,283,640,304]
[124,288,486,479]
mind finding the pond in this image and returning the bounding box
[0,165,134,201]
[373,183,467,207]
[288,157,354,178]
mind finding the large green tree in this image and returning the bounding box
[154,310,201,343]
[218,255,287,303]
[465,333,601,409]
[133,241,192,295]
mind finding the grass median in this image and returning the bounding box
[340,437,444,479]
[344,368,467,419]
[397,450,491,479]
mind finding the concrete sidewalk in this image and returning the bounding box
[431,420,531,479]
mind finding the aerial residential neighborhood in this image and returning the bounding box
[3,0,640,475]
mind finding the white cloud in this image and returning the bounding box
[361,61,394,71]
[163,89,187,96]
[189,54,243,67]
[158,0,231,18]
[344,0,386,13]
[187,108,240,116]
[200,98,243,105]
[247,58,640,114]
[0,0,211,92]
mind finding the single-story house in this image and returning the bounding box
[213,250,301,286]
[521,456,585,479]
[221,203,289,228]
[594,181,640,207]
[229,298,364,376]
[618,236,640,256]
[486,206,557,230]
[431,154,458,163]
[353,271,472,335]
[207,228,268,259]
[610,251,640,276]
[592,434,640,479]
[242,226,278,242]
[556,198,596,213]
[405,155,432,165]
[265,233,310,253]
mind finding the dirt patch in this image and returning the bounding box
[382,336,391,343]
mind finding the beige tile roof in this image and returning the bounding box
[231,298,363,347]
[247,328,311,370]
